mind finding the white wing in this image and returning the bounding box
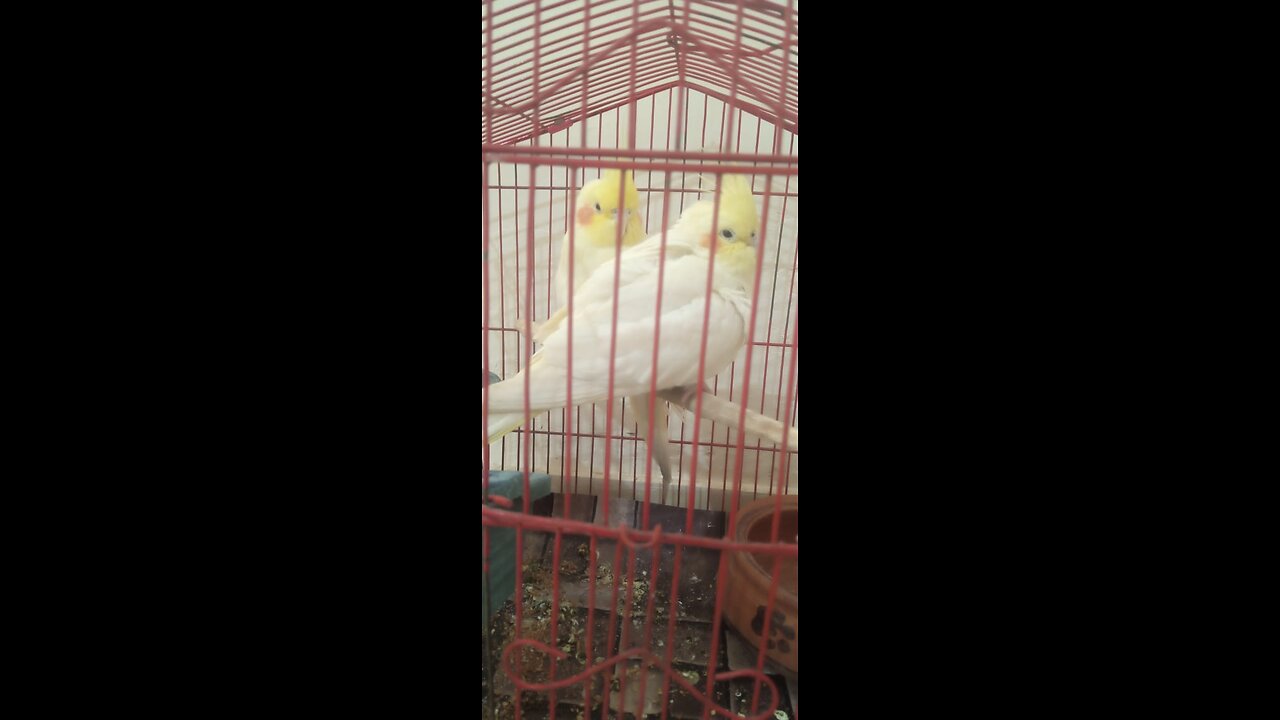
[487,237,748,415]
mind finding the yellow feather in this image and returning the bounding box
[580,167,645,248]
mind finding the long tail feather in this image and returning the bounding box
[658,387,798,451]
[487,412,533,445]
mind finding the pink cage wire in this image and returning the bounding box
[483,1,797,718]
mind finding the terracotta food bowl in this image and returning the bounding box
[724,495,798,673]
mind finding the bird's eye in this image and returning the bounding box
[720,229,734,240]
[594,203,602,212]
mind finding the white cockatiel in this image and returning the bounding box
[554,168,646,308]
[486,174,760,502]
[525,168,680,494]
[520,169,646,336]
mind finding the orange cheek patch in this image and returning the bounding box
[576,205,594,225]
[700,233,713,248]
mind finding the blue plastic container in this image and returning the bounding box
[483,470,552,625]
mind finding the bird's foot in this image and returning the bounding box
[512,316,542,338]
[672,383,714,409]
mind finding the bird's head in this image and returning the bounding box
[576,168,640,244]
[679,173,760,250]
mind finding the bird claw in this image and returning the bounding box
[683,387,698,407]
[512,316,542,338]
[674,383,713,409]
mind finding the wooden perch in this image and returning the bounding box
[657,387,798,452]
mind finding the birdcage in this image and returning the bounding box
[483,1,797,718]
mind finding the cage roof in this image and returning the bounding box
[483,0,798,147]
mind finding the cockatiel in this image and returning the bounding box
[517,169,645,337]
[487,174,760,504]
[555,168,647,308]
[517,168,678,496]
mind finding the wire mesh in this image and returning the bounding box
[484,2,797,718]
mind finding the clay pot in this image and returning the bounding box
[724,495,798,673]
